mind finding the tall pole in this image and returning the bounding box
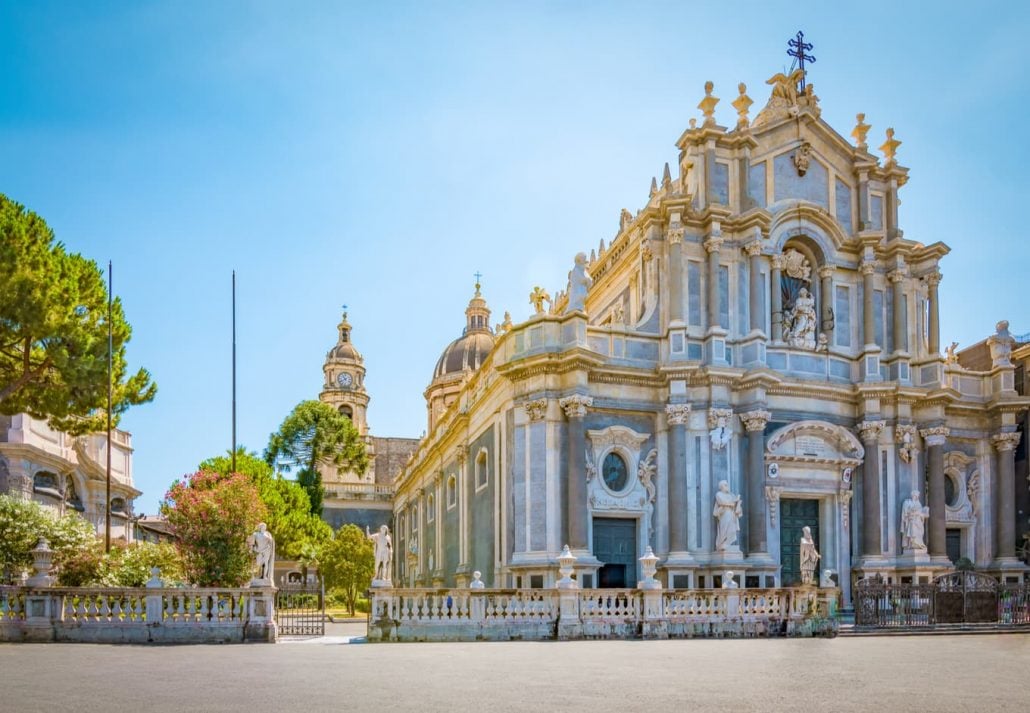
[105,261,113,553]
[231,270,237,474]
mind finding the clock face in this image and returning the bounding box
[337,372,353,387]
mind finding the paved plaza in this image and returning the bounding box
[2,632,1028,712]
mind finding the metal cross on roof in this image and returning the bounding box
[787,31,816,90]
[474,271,482,284]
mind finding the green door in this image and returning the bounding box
[779,499,820,586]
[593,518,637,588]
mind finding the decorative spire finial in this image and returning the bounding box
[698,81,719,127]
[851,113,870,151]
[473,271,482,296]
[732,82,752,129]
[786,31,815,90]
[880,127,901,165]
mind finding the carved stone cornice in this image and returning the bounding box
[860,260,877,276]
[857,420,885,443]
[665,403,692,426]
[703,236,723,254]
[740,409,772,432]
[991,432,1021,452]
[558,394,593,419]
[667,227,685,245]
[744,240,763,257]
[919,426,950,447]
[525,398,549,422]
[707,407,734,430]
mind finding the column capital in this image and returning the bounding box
[895,424,918,462]
[923,270,942,288]
[770,254,785,270]
[667,227,685,245]
[888,267,908,283]
[706,407,734,430]
[856,420,885,442]
[525,398,549,422]
[740,409,772,432]
[991,432,1022,452]
[454,445,468,465]
[860,260,877,276]
[919,425,949,447]
[558,394,593,419]
[818,265,836,279]
[664,403,692,425]
[703,236,723,254]
[744,240,763,257]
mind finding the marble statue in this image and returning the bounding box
[470,571,485,589]
[987,320,1015,367]
[529,286,551,316]
[247,522,276,584]
[793,142,812,176]
[496,311,513,334]
[945,341,959,364]
[564,252,592,314]
[800,526,820,585]
[901,491,929,552]
[721,570,739,589]
[713,480,743,551]
[367,524,393,583]
[708,414,732,451]
[785,288,817,349]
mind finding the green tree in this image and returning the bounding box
[200,447,332,559]
[320,524,374,616]
[264,400,368,516]
[0,194,156,435]
[107,542,186,587]
[0,494,97,583]
[161,470,267,587]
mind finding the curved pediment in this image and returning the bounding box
[766,420,864,464]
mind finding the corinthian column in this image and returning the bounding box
[745,241,764,334]
[920,426,949,559]
[559,394,593,551]
[704,234,723,332]
[665,404,691,553]
[861,260,877,349]
[992,432,1022,560]
[770,254,784,343]
[888,267,908,356]
[858,420,885,557]
[741,409,772,556]
[925,270,942,356]
[668,227,685,324]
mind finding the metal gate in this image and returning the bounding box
[933,571,998,624]
[854,571,1017,628]
[275,581,325,636]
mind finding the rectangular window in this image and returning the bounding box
[719,265,729,330]
[711,161,730,205]
[427,496,435,523]
[835,178,853,232]
[749,162,766,208]
[687,262,702,326]
[475,451,489,491]
[870,194,884,230]
[447,476,457,509]
[835,285,851,347]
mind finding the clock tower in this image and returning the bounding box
[319,310,370,436]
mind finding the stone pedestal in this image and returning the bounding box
[556,590,582,641]
[245,587,277,643]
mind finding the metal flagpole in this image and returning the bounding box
[231,270,237,474]
[105,261,113,553]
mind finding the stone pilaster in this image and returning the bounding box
[745,241,764,335]
[667,227,685,325]
[559,394,593,551]
[861,260,877,350]
[924,270,942,356]
[991,432,1022,561]
[770,254,784,343]
[888,267,908,357]
[665,404,691,554]
[818,265,835,342]
[704,234,723,333]
[857,420,885,558]
[740,409,771,557]
[920,426,949,560]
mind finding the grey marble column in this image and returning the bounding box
[746,242,763,333]
[889,267,907,355]
[921,426,948,559]
[819,265,835,341]
[861,261,877,348]
[665,404,691,552]
[741,409,771,555]
[992,432,1022,559]
[858,421,885,557]
[704,236,723,331]
[926,271,941,356]
[560,395,592,550]
[668,228,684,323]
[770,254,784,342]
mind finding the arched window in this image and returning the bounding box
[446,475,457,509]
[475,449,489,490]
[339,405,353,420]
[33,471,59,493]
[110,497,127,514]
[427,493,435,522]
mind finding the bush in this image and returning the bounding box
[107,542,186,587]
[0,494,97,583]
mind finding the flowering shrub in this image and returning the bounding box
[161,470,266,587]
[0,494,97,583]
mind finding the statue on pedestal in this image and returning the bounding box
[367,525,393,584]
[713,480,743,552]
[799,526,820,585]
[247,523,276,585]
[785,287,817,349]
[564,252,592,314]
[901,491,930,552]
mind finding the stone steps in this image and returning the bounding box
[840,622,1030,637]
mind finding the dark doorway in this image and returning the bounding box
[946,528,962,564]
[593,517,637,588]
[779,498,820,586]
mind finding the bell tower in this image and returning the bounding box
[319,310,370,436]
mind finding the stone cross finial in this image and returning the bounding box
[698,81,719,127]
[852,113,870,150]
[732,83,752,129]
[880,127,901,165]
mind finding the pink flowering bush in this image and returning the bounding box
[161,470,267,587]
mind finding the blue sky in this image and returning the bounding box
[2,1,1028,513]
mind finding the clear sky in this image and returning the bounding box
[2,1,1028,513]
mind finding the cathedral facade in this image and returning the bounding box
[389,69,1029,605]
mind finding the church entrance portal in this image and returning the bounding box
[593,518,637,588]
[779,499,820,586]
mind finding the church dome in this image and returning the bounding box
[431,282,495,381]
[327,313,362,362]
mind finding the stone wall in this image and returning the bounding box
[371,437,420,486]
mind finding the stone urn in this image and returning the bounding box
[556,545,578,590]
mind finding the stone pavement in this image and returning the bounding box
[2,634,1028,712]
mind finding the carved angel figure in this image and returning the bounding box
[766,69,805,106]
[529,286,551,315]
[637,449,657,503]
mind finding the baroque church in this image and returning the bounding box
[363,66,1030,606]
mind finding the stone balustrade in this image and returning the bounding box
[368,585,838,642]
[0,585,276,643]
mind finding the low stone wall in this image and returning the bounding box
[0,585,277,644]
[367,586,839,642]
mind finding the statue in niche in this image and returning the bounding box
[901,491,929,552]
[800,526,820,585]
[367,524,393,583]
[247,523,276,584]
[785,287,817,349]
[564,253,592,314]
[713,480,743,552]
